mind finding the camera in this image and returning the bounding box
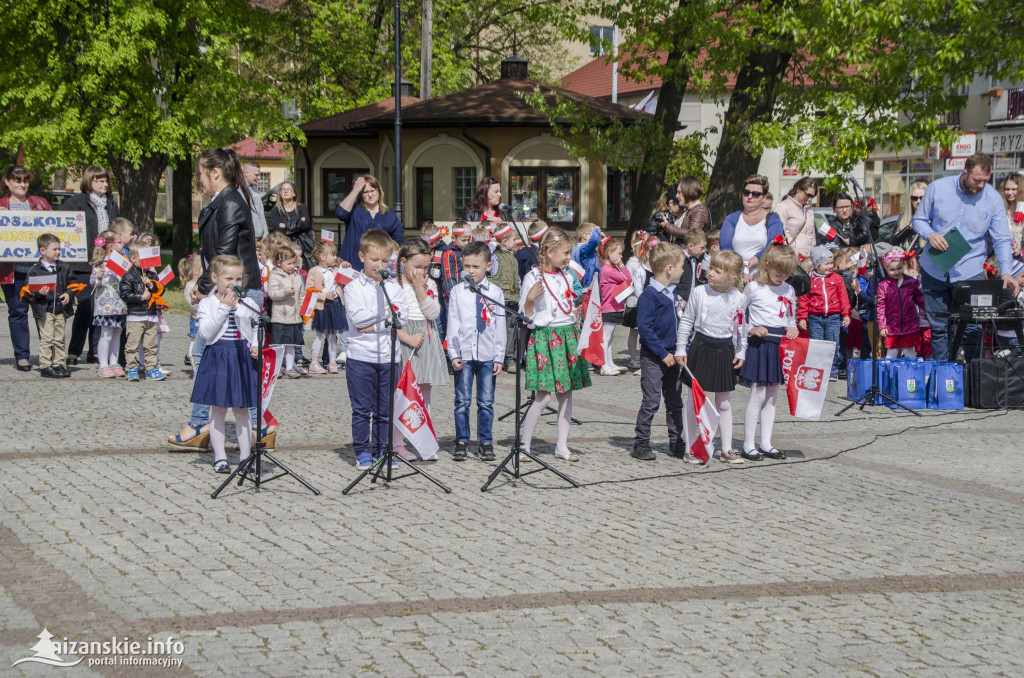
[646,211,672,235]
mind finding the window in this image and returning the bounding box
[322,168,369,216]
[590,26,614,56]
[257,172,271,194]
[417,167,434,225]
[453,167,477,218]
[606,170,634,228]
[510,168,579,225]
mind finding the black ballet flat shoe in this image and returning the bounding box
[759,446,786,460]
[740,448,764,462]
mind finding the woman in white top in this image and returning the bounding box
[719,174,786,279]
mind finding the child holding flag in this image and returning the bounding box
[630,242,685,461]
[89,229,127,378]
[520,228,591,463]
[191,255,259,473]
[118,242,167,382]
[306,240,347,374]
[267,247,307,378]
[674,250,747,464]
[447,240,506,462]
[597,236,632,376]
[27,233,75,378]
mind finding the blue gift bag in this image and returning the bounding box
[887,360,928,408]
[846,359,886,404]
[927,362,964,410]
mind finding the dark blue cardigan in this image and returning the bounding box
[636,284,680,359]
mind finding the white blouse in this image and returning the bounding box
[520,268,577,328]
[732,217,768,264]
[675,286,748,359]
[743,280,797,330]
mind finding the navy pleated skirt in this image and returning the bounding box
[737,326,786,386]
[191,340,258,408]
[311,297,348,333]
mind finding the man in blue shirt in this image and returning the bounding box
[913,153,1021,362]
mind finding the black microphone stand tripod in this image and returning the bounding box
[343,274,452,494]
[835,178,920,417]
[496,206,581,426]
[461,277,578,491]
[212,296,321,498]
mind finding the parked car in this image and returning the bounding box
[40,190,76,210]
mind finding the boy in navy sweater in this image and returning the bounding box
[632,242,686,461]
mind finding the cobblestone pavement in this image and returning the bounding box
[1,309,1023,676]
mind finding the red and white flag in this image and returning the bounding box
[576,277,605,366]
[612,279,633,304]
[105,251,131,278]
[431,251,443,266]
[816,222,838,241]
[780,337,834,420]
[157,265,175,286]
[320,230,334,242]
[567,260,585,281]
[300,289,319,319]
[27,275,56,292]
[393,361,439,459]
[334,267,356,286]
[260,346,284,428]
[138,246,161,269]
[683,370,719,466]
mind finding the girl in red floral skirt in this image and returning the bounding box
[519,228,591,462]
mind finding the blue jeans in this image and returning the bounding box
[453,360,496,444]
[808,314,842,378]
[921,269,982,362]
[2,269,32,362]
[346,358,398,455]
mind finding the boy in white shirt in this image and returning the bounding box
[447,241,507,461]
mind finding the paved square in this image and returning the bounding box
[2,309,1023,676]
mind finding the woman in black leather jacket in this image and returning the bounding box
[462,176,503,224]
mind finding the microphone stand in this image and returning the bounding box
[835,179,920,417]
[497,206,582,425]
[343,275,452,495]
[463,278,578,491]
[213,296,321,498]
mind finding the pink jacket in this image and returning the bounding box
[876,275,925,336]
[776,195,815,260]
[599,262,632,313]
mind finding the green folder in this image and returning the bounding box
[924,227,972,274]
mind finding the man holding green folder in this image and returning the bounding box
[913,153,1021,362]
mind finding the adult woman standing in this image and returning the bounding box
[1,166,51,371]
[999,174,1023,257]
[889,181,929,251]
[719,174,785,278]
[463,176,503,224]
[269,180,314,269]
[171,147,265,449]
[61,165,119,365]
[660,176,712,243]
[776,177,817,260]
[335,175,404,271]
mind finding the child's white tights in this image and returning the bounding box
[311,331,338,366]
[744,383,779,453]
[280,345,295,373]
[709,392,733,452]
[210,406,252,465]
[97,327,122,368]
[522,390,573,459]
[886,347,916,358]
[602,323,617,367]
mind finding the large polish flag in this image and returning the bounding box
[683,371,719,466]
[576,278,605,366]
[780,337,834,420]
[393,362,439,458]
[260,346,284,428]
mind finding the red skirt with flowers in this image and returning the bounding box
[524,324,592,394]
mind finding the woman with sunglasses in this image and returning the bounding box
[463,177,504,224]
[776,176,818,260]
[719,174,785,279]
[1,165,52,371]
[890,181,929,251]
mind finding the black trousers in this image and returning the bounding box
[67,271,98,360]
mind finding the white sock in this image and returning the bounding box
[602,323,617,368]
[555,392,573,458]
[760,384,779,450]
[744,385,766,452]
[210,407,228,464]
[714,392,733,453]
[903,346,917,358]
[327,334,338,364]
[521,391,551,453]
[283,345,295,372]
[233,407,252,463]
[97,327,114,368]
[311,332,326,365]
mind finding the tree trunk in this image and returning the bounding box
[705,45,792,220]
[171,153,194,267]
[106,152,169,234]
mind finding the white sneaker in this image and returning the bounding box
[337,351,347,364]
[599,366,621,376]
[616,365,629,374]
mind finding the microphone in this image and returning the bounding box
[375,266,393,279]
[497,203,512,219]
[846,174,864,192]
[230,283,247,298]
[460,270,480,292]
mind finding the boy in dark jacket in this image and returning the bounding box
[118,244,166,382]
[632,242,686,461]
[27,233,74,378]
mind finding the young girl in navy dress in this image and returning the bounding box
[191,255,259,473]
[520,228,592,462]
[738,242,798,461]
[90,229,127,378]
[306,240,348,374]
[674,250,747,464]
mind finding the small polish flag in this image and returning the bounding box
[393,362,439,459]
[683,368,719,466]
[612,280,633,304]
[817,222,838,240]
[106,251,131,278]
[157,265,175,286]
[334,267,356,286]
[300,289,319,318]
[28,275,57,292]
[320,230,335,242]
[138,246,161,270]
[567,260,585,280]
[431,251,443,266]
[576,278,605,366]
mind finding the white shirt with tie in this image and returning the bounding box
[447,278,507,364]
